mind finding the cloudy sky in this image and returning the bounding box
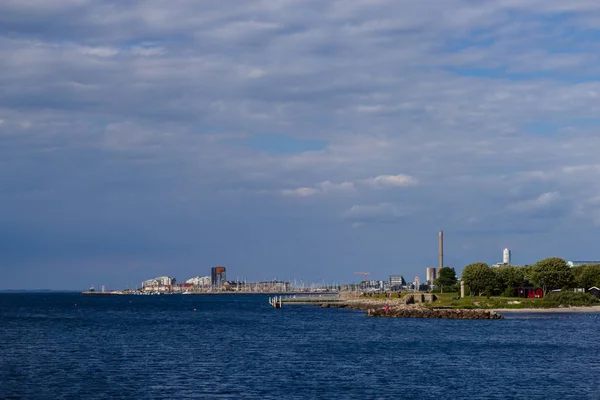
[2,0,600,290]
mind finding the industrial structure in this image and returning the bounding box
[492,248,512,268]
[503,248,511,265]
[426,267,440,285]
[354,271,371,281]
[438,230,444,270]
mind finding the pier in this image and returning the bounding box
[269,296,283,308]
[269,294,342,307]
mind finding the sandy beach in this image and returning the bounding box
[493,306,600,313]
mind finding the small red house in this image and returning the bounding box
[517,287,544,299]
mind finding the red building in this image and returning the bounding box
[517,287,544,298]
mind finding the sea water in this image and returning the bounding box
[1,293,599,399]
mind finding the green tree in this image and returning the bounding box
[572,264,600,289]
[493,265,525,294]
[461,262,493,297]
[434,267,458,292]
[530,257,574,296]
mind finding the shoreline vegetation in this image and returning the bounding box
[325,292,600,319]
[346,291,600,308]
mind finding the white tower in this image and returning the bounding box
[503,248,511,265]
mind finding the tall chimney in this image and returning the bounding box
[438,230,444,269]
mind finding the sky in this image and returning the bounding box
[2,0,600,290]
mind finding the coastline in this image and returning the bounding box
[325,297,600,318]
[492,305,600,313]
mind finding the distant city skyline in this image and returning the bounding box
[2,1,600,290]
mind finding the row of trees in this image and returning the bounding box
[460,257,600,297]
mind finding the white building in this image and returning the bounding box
[186,276,211,286]
[503,248,511,265]
[492,248,512,268]
[156,276,175,286]
[567,261,600,268]
[389,275,405,286]
[142,276,176,288]
[142,278,158,288]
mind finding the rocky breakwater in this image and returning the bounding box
[366,306,503,320]
[318,297,503,319]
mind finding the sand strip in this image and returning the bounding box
[492,306,600,313]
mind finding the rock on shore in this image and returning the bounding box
[326,300,503,319]
[366,307,503,319]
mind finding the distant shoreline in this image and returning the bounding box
[80,291,331,296]
[0,290,80,293]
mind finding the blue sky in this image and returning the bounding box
[2,0,600,290]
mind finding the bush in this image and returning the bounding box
[541,291,600,307]
[502,287,516,297]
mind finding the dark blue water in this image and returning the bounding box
[1,294,599,399]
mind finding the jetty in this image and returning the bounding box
[366,307,503,319]
[276,294,342,305]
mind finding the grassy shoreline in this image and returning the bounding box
[352,292,600,311]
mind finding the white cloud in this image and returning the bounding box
[129,46,166,57]
[280,187,320,197]
[363,174,418,188]
[280,180,355,197]
[562,164,600,174]
[78,46,119,57]
[507,192,561,212]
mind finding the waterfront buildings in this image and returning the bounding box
[186,276,211,286]
[360,280,384,291]
[211,266,227,288]
[142,276,176,288]
[389,275,406,290]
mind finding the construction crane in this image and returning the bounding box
[354,271,371,282]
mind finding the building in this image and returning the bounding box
[426,268,438,285]
[186,276,211,286]
[517,287,543,299]
[503,248,511,265]
[360,280,384,291]
[588,287,600,298]
[141,276,176,292]
[156,276,175,286]
[256,280,290,292]
[567,261,600,268]
[492,248,512,268]
[142,276,175,288]
[389,275,406,289]
[211,266,227,288]
[142,279,158,288]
